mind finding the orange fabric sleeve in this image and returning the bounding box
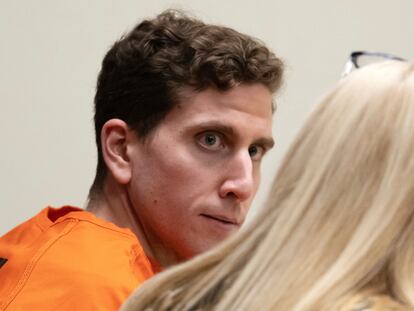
[0,207,155,311]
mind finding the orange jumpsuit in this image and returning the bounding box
[0,206,156,310]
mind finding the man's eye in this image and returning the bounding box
[197,132,224,150]
[248,145,265,160]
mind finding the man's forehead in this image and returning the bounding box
[175,84,274,112]
[165,84,274,140]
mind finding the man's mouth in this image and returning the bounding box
[200,213,241,227]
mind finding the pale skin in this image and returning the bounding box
[87,83,274,267]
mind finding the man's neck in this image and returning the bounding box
[86,178,183,268]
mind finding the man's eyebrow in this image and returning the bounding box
[187,121,275,149]
[189,122,235,136]
[254,137,275,150]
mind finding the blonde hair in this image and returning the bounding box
[121,61,414,311]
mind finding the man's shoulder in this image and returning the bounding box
[0,206,155,310]
[0,206,142,265]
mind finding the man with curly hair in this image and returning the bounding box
[0,10,283,310]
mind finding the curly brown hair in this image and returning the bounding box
[90,10,284,194]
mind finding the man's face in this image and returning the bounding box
[127,84,274,260]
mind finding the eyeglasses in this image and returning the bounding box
[342,51,406,77]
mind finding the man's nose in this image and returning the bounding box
[219,151,254,202]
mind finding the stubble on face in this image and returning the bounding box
[127,84,274,265]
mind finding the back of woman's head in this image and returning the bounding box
[121,61,414,311]
[258,60,414,310]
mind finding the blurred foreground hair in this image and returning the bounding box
[121,61,414,310]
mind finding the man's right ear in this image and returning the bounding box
[100,119,132,185]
